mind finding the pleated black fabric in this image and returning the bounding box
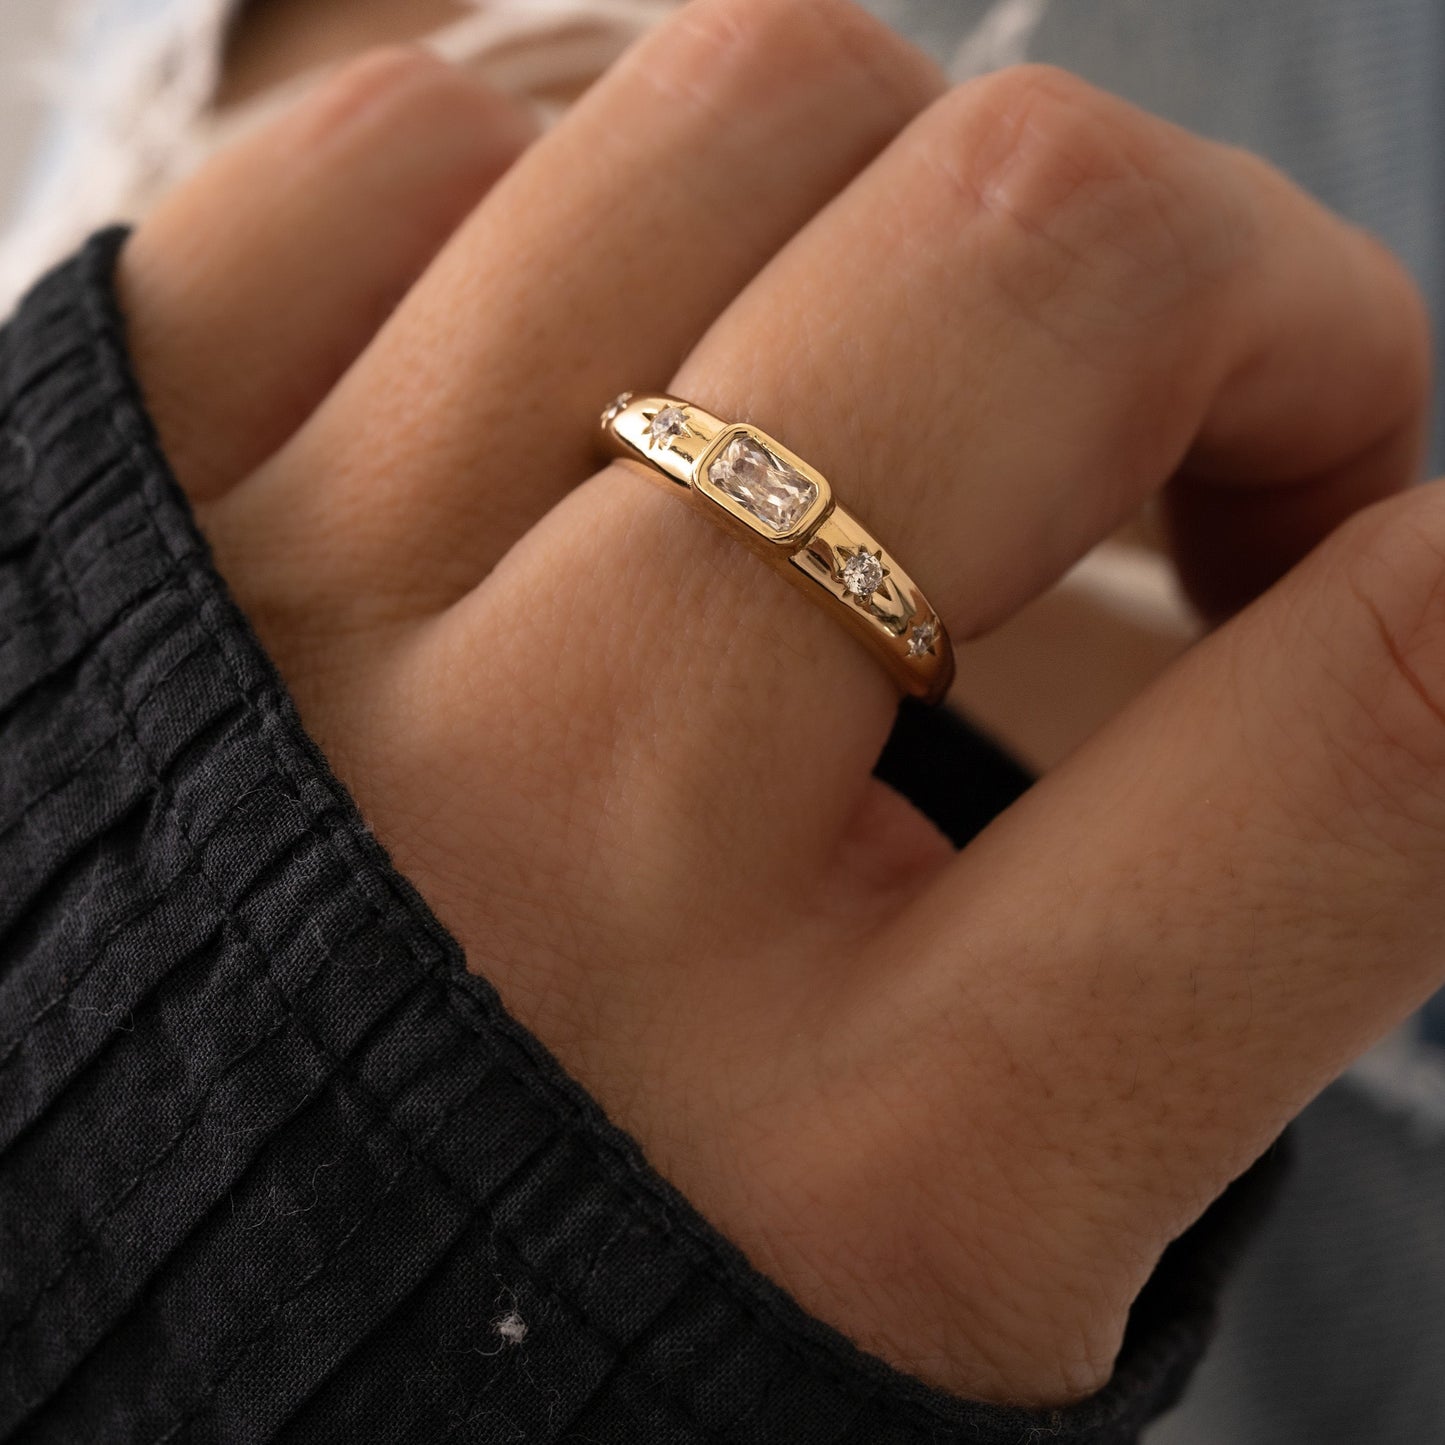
[0,230,1281,1444]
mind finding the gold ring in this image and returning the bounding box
[599,393,954,704]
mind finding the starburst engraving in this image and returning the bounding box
[601,391,633,427]
[907,618,940,657]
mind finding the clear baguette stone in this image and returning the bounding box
[648,406,689,448]
[707,435,818,534]
[842,550,885,599]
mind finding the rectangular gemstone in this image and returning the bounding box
[707,435,818,534]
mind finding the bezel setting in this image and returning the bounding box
[693,424,833,547]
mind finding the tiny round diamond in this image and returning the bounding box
[907,619,940,657]
[842,550,885,599]
[648,406,689,448]
[601,391,633,426]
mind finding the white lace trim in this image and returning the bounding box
[0,0,673,313]
[0,0,1071,311]
[0,0,238,312]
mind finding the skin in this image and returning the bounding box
[216,0,464,106]
[216,0,1183,776]
[117,0,1443,1405]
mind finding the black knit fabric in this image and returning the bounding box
[0,230,1281,1444]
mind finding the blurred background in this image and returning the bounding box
[0,1,59,223]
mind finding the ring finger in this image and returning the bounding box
[426,64,1427,967]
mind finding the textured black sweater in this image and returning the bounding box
[0,231,1280,1443]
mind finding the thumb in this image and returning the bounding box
[881,477,1445,1360]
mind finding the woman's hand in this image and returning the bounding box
[119,0,1436,1405]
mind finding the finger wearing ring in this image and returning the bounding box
[600,393,954,704]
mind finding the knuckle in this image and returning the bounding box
[1360,231,1435,420]
[929,65,1245,312]
[931,65,1142,225]
[1329,485,1445,786]
[307,46,446,129]
[792,0,945,113]
[301,47,501,147]
[641,0,938,127]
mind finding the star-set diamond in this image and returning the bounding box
[841,549,886,600]
[907,618,940,657]
[647,406,690,449]
[601,391,633,426]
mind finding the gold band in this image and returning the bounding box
[599,393,954,704]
